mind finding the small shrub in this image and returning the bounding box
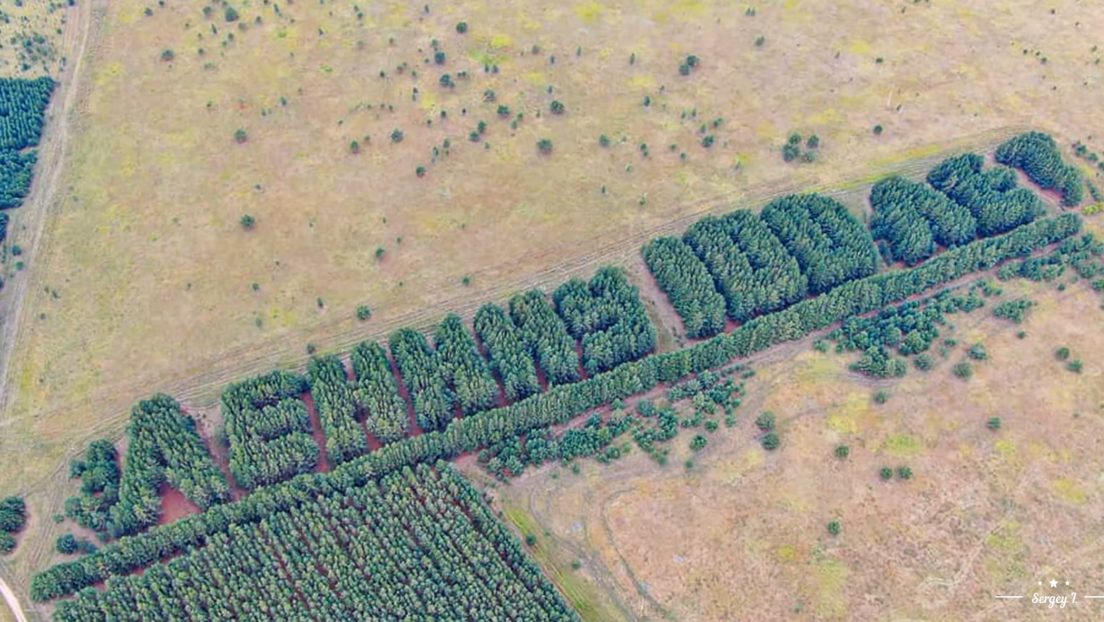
[689,435,708,452]
[550,100,565,115]
[704,420,719,432]
[755,411,776,431]
[234,128,248,143]
[160,49,175,62]
[873,124,884,135]
[375,246,385,260]
[456,21,468,33]
[755,35,765,47]
[968,343,988,361]
[897,466,913,480]
[987,417,1002,430]
[537,138,554,154]
[350,140,360,154]
[56,534,79,555]
[415,165,426,177]
[1067,359,1083,373]
[439,74,454,88]
[807,134,820,149]
[952,361,973,379]
[224,6,239,22]
[835,445,850,459]
[1056,347,1071,361]
[239,214,255,230]
[879,467,893,481]
[390,128,404,143]
[525,534,537,546]
[678,63,691,76]
[598,134,611,148]
[306,343,316,355]
[356,305,372,321]
[827,521,841,536]
[571,559,582,570]
[497,104,510,118]
[873,390,888,404]
[782,143,800,162]
[761,433,780,450]
[434,51,446,65]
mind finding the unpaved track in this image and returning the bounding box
[0,0,99,412]
[0,576,28,622]
[0,0,98,614]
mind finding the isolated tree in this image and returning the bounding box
[239,214,255,230]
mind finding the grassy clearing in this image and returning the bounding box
[487,272,1104,621]
[490,483,628,622]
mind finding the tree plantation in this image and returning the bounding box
[646,134,1085,338]
[51,464,580,622]
[0,76,54,234]
[26,131,1090,620]
[31,210,1081,607]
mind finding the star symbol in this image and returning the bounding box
[1051,579,1058,588]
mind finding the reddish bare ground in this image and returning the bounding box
[157,484,200,526]
[300,392,331,473]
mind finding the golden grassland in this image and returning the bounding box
[480,270,1104,622]
[3,0,1104,605]
[0,0,68,78]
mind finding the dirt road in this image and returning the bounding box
[0,0,98,414]
[0,576,28,622]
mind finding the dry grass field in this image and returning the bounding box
[0,0,68,78]
[478,269,1104,622]
[3,0,1104,609]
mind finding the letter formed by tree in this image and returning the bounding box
[996,131,1084,207]
[870,176,977,263]
[109,394,231,537]
[351,340,411,443]
[509,290,581,385]
[552,267,656,375]
[307,354,369,465]
[760,193,879,295]
[927,153,1045,237]
[390,328,455,431]
[221,371,319,490]
[474,303,542,403]
[643,236,727,338]
[434,313,500,415]
[683,210,807,322]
